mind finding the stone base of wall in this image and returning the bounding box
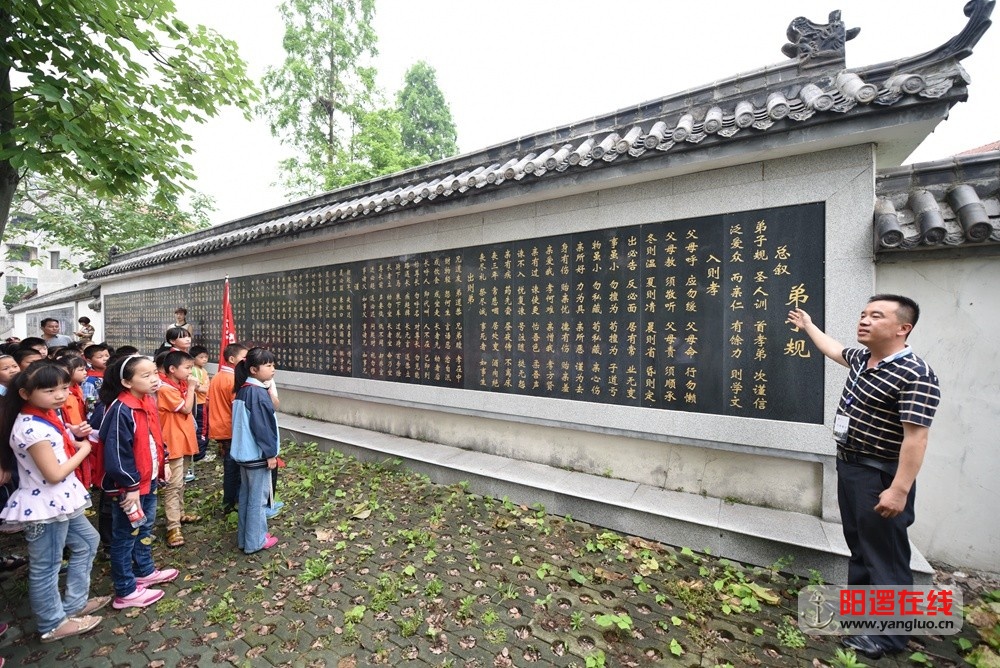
[278,413,933,584]
[279,389,825,515]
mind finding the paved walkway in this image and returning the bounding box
[0,442,991,667]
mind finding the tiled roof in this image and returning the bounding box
[958,139,1000,155]
[9,281,98,313]
[874,150,1000,253]
[86,1,995,280]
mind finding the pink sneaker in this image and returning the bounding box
[262,534,279,550]
[135,568,179,587]
[113,585,164,609]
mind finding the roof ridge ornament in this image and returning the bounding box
[857,0,993,79]
[781,10,860,70]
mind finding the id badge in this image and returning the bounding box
[833,413,850,444]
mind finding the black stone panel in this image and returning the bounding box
[104,203,825,423]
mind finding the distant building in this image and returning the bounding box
[1,218,93,341]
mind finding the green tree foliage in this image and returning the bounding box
[0,0,257,243]
[13,174,213,267]
[396,61,458,163]
[260,0,380,196]
[336,108,424,186]
[3,283,31,311]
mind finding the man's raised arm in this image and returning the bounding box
[787,308,848,367]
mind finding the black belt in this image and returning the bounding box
[836,450,898,475]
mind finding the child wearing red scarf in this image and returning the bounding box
[57,355,93,487]
[0,361,105,641]
[155,350,201,548]
[99,355,178,610]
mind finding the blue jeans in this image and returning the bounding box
[23,513,100,634]
[109,487,159,597]
[238,466,271,553]
[220,441,241,510]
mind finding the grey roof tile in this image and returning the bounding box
[85,2,995,279]
[874,150,1000,252]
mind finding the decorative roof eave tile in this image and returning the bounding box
[85,1,995,281]
[873,150,1000,254]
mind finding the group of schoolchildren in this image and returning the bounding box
[0,330,282,651]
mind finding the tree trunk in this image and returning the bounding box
[0,9,17,240]
[0,164,15,242]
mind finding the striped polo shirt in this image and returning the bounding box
[836,346,940,461]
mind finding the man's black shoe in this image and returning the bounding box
[842,634,899,660]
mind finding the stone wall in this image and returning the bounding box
[876,255,1000,572]
[100,144,877,549]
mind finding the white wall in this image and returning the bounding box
[100,145,878,528]
[877,255,1000,572]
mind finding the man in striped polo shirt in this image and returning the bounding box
[788,295,940,660]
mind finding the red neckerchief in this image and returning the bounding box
[117,390,165,462]
[86,369,104,379]
[158,372,189,397]
[69,383,85,410]
[21,404,84,483]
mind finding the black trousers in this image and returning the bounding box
[837,458,916,652]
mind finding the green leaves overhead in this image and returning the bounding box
[0,0,258,242]
[259,1,459,198]
[14,173,213,267]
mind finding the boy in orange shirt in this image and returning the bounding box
[156,350,201,547]
[208,343,247,515]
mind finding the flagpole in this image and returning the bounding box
[220,275,237,367]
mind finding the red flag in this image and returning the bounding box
[219,276,237,366]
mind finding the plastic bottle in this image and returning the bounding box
[125,503,145,528]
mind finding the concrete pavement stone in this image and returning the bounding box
[0,441,990,667]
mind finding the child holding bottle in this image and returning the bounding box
[99,355,179,609]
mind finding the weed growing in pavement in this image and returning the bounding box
[369,573,401,611]
[663,578,714,618]
[456,595,476,621]
[536,562,556,579]
[480,608,500,625]
[594,612,634,637]
[829,647,868,668]
[397,617,421,637]
[299,556,333,583]
[244,585,265,605]
[342,621,361,644]
[710,559,779,615]
[156,597,182,614]
[776,619,807,649]
[259,556,283,581]
[484,627,507,644]
[585,649,607,667]
[424,577,444,598]
[206,591,237,625]
[344,605,366,624]
[496,583,518,601]
[570,610,585,631]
